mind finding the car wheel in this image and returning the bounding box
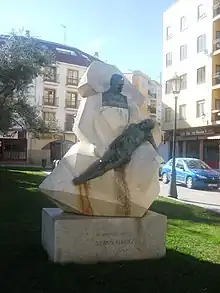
[186,176,193,189]
[162,173,169,184]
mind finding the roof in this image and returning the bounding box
[0,35,102,67]
[170,158,200,160]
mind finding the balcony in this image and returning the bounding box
[44,121,57,130]
[212,110,220,124]
[212,72,220,89]
[42,97,59,108]
[148,90,157,99]
[66,78,78,86]
[44,74,59,83]
[148,105,156,114]
[65,100,77,110]
[213,3,220,20]
[213,38,220,54]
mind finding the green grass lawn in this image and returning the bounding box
[0,167,219,293]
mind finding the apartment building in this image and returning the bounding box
[0,38,99,165]
[148,79,162,124]
[162,0,220,168]
[124,70,162,122]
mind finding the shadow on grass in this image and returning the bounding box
[0,168,54,222]
[0,165,45,172]
[0,247,219,293]
[150,199,220,225]
[0,168,219,292]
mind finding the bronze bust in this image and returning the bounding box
[102,74,128,109]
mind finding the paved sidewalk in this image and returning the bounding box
[160,182,220,214]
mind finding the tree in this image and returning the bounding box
[0,31,55,137]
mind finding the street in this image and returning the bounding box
[160,182,220,213]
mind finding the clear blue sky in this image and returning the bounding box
[1,0,173,81]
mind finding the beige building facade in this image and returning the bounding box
[124,71,162,122]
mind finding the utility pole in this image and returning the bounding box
[61,24,67,44]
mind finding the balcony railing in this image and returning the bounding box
[65,99,77,109]
[44,74,60,83]
[44,121,57,130]
[213,3,220,18]
[148,105,156,114]
[212,72,220,86]
[66,78,78,86]
[42,97,59,107]
[213,38,220,51]
[212,110,220,123]
[148,90,157,99]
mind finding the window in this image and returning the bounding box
[197,34,206,53]
[196,100,205,117]
[165,79,172,94]
[42,112,56,122]
[43,89,57,106]
[180,73,187,90]
[66,69,79,85]
[179,104,186,120]
[197,66,206,84]
[215,99,220,110]
[214,2,220,18]
[165,108,172,122]
[197,4,206,20]
[65,114,74,132]
[214,31,220,51]
[176,160,184,169]
[180,44,187,60]
[166,52,172,67]
[44,66,57,82]
[166,26,172,40]
[213,65,220,86]
[180,16,187,31]
[66,92,77,108]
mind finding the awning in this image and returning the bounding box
[207,135,220,140]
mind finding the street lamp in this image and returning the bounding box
[169,73,182,198]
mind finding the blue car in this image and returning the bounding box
[161,157,220,190]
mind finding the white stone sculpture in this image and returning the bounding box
[39,61,163,217]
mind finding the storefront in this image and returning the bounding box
[0,131,27,162]
[167,126,220,169]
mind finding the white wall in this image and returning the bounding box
[162,0,213,130]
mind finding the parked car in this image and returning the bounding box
[159,161,166,180]
[161,157,220,190]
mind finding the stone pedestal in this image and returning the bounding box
[42,208,167,264]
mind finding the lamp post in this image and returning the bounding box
[169,73,182,198]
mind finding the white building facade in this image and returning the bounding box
[162,0,220,168]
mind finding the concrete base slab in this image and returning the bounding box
[42,208,167,264]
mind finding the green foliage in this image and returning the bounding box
[0,31,55,137]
